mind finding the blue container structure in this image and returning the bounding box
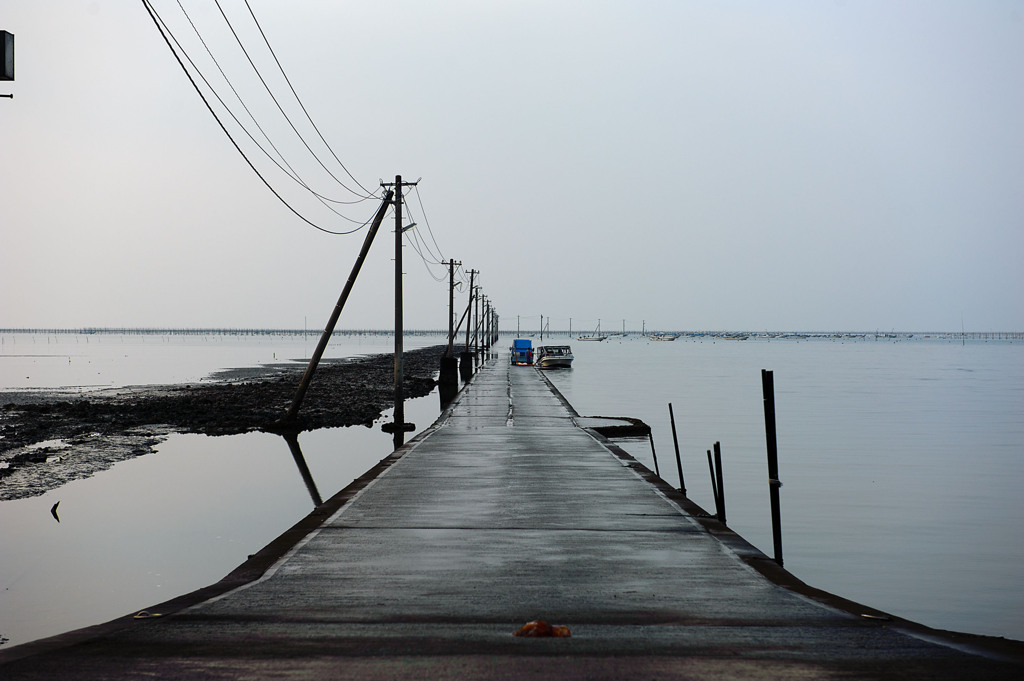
[510,339,534,366]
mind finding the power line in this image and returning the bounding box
[170,0,372,218]
[213,0,376,202]
[413,184,447,263]
[140,0,372,235]
[241,0,376,199]
[405,233,448,282]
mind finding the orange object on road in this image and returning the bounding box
[513,620,571,637]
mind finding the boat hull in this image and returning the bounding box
[536,356,573,369]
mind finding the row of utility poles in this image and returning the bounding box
[439,259,500,409]
[272,175,499,451]
[3,33,495,448]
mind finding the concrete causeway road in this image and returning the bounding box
[2,357,1022,679]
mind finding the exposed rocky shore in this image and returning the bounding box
[0,346,446,500]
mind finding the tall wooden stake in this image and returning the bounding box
[713,441,726,524]
[762,369,784,566]
[669,402,686,495]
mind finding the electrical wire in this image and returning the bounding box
[410,229,444,266]
[171,0,372,219]
[142,0,374,235]
[400,200,448,281]
[405,234,448,282]
[400,202,444,267]
[241,0,376,199]
[413,185,448,264]
[213,0,376,202]
[171,1,332,199]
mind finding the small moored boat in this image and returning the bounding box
[535,345,574,369]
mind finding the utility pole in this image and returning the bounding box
[484,297,491,355]
[447,259,461,356]
[464,271,476,353]
[484,298,491,354]
[460,270,477,382]
[439,257,462,407]
[473,287,480,366]
[479,292,487,356]
[380,175,418,448]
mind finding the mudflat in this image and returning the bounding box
[0,345,445,500]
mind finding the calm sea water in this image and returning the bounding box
[538,333,1024,642]
[1,332,1022,647]
[0,332,446,648]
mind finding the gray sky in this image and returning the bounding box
[2,1,1022,332]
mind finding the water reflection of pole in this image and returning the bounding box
[282,434,323,507]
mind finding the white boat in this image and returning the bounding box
[535,345,574,369]
[649,333,677,341]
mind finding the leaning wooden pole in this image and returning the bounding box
[762,369,784,566]
[669,402,686,495]
[277,191,394,425]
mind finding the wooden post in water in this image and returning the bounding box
[648,432,661,477]
[706,448,720,520]
[668,403,686,495]
[762,369,784,566]
[713,441,726,524]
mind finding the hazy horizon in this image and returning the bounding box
[1,326,1017,335]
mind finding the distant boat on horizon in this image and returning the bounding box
[578,319,608,342]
